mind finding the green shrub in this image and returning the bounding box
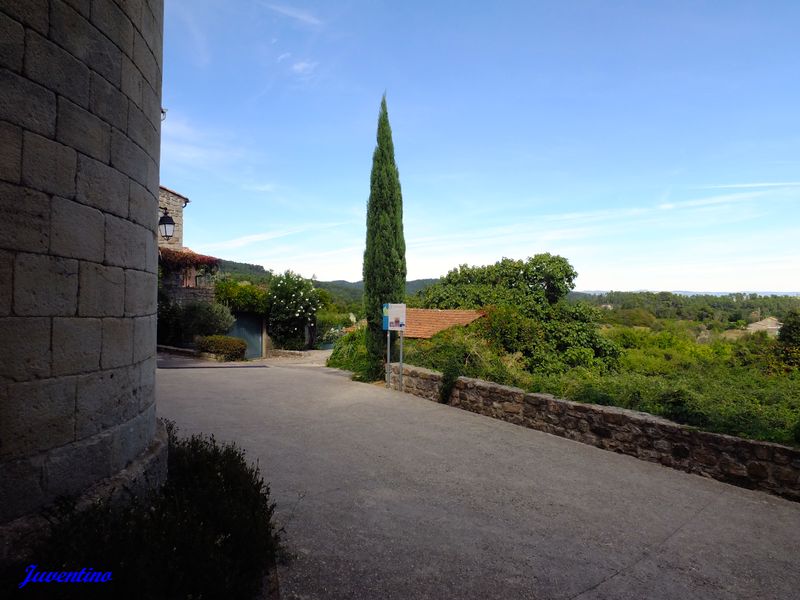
[157,299,235,347]
[327,326,377,381]
[0,422,281,599]
[181,301,235,338]
[197,335,247,361]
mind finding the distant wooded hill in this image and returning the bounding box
[315,279,440,303]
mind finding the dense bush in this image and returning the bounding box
[267,272,321,349]
[215,272,321,350]
[0,422,281,599]
[197,335,247,361]
[157,297,234,347]
[315,311,353,347]
[327,326,377,381]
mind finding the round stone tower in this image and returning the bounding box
[0,0,167,547]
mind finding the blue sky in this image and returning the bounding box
[161,1,799,291]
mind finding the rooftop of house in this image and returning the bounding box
[747,316,783,332]
[404,308,484,339]
[159,185,191,204]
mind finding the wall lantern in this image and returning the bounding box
[158,207,175,241]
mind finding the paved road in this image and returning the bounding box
[156,356,800,600]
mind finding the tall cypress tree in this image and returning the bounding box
[363,95,407,378]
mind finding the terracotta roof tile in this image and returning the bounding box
[404,308,484,339]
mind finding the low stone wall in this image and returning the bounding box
[161,283,215,306]
[388,364,800,501]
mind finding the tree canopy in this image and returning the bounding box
[362,95,406,377]
[415,254,577,318]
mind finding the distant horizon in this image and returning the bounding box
[311,277,800,297]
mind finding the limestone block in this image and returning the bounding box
[91,0,134,58]
[0,12,24,72]
[63,0,91,19]
[22,132,77,198]
[128,180,157,229]
[75,365,138,437]
[0,182,50,253]
[127,101,159,160]
[44,429,113,498]
[101,317,134,368]
[76,154,129,218]
[133,30,159,90]
[105,215,149,269]
[133,314,156,363]
[50,196,105,261]
[0,69,56,137]
[1,0,49,36]
[0,120,22,183]
[56,97,111,163]
[120,55,143,107]
[137,355,156,410]
[50,0,122,85]
[79,262,125,317]
[14,253,78,317]
[0,454,46,522]
[115,0,144,30]
[146,154,159,196]
[0,377,77,458]
[125,269,158,317]
[111,404,156,471]
[52,317,101,375]
[110,128,148,185]
[24,30,90,108]
[0,317,51,381]
[142,79,161,129]
[90,71,128,130]
[140,1,161,58]
[0,251,10,316]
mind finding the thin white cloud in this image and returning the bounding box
[161,116,244,167]
[243,182,276,193]
[263,3,322,26]
[291,60,318,75]
[276,52,291,63]
[202,222,348,251]
[697,182,800,190]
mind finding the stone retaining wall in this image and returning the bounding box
[389,364,800,501]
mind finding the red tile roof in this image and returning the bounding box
[404,308,484,339]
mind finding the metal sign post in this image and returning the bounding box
[382,303,406,389]
[386,329,391,385]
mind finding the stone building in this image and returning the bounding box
[0,0,167,556]
[158,185,189,250]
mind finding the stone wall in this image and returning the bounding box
[0,0,167,526]
[158,186,187,250]
[389,364,800,501]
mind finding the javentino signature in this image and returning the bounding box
[19,564,112,588]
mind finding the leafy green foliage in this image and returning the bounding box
[267,271,321,349]
[196,335,247,360]
[779,309,800,345]
[581,290,800,324]
[215,272,321,349]
[327,326,375,381]
[363,96,407,380]
[0,423,280,599]
[417,254,576,316]
[157,296,234,347]
[215,278,271,314]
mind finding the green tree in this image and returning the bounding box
[778,309,800,346]
[362,95,407,378]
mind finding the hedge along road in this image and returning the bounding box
[156,354,800,600]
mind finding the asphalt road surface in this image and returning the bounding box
[157,355,800,600]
